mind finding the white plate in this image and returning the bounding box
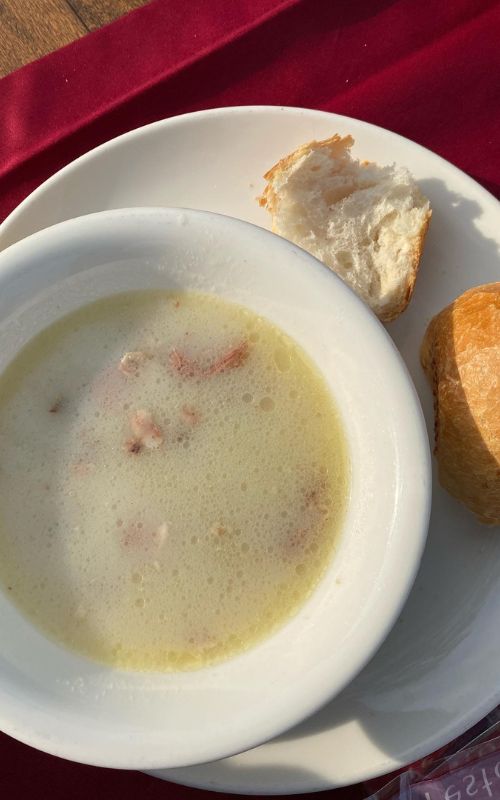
[1,107,499,795]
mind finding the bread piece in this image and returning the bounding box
[421,283,500,525]
[259,135,431,322]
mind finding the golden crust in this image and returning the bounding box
[421,283,500,525]
[257,134,354,215]
[262,134,354,183]
[378,211,432,322]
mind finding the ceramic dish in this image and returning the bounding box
[1,107,499,794]
[0,207,429,770]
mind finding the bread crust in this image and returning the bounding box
[258,134,431,322]
[258,134,354,216]
[378,212,431,322]
[421,283,500,524]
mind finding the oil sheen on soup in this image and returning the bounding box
[0,292,348,671]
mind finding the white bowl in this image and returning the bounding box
[0,208,431,769]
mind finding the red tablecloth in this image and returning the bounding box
[0,0,499,797]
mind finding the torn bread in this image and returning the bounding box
[421,283,500,525]
[259,135,431,322]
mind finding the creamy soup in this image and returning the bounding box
[0,291,348,671]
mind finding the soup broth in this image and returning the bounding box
[0,291,348,670]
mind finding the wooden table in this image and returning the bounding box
[0,0,150,78]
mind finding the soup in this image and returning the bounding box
[0,291,348,670]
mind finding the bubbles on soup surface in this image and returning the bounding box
[0,291,347,671]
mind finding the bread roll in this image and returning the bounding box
[259,135,431,321]
[421,283,500,524]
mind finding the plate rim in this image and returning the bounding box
[1,105,499,245]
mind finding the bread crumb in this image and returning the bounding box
[259,134,431,321]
